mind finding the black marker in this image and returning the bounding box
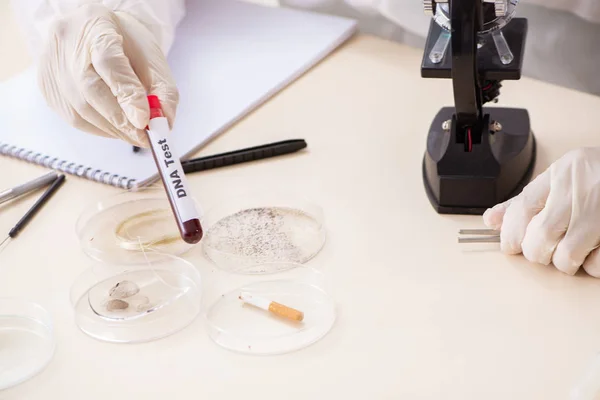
[181,139,307,174]
[0,174,66,248]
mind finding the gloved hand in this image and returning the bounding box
[36,4,179,147]
[483,147,600,277]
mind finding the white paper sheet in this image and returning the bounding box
[0,0,356,188]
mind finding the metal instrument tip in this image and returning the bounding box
[0,236,10,252]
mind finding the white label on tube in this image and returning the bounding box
[147,117,201,222]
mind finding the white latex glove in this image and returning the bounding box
[36,4,179,147]
[483,147,600,277]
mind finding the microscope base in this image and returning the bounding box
[422,106,536,215]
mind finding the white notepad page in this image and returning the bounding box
[0,0,356,188]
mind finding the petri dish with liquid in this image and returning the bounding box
[76,187,203,264]
[201,190,326,273]
[0,299,55,390]
[205,263,335,355]
[70,252,202,343]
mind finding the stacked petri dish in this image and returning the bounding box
[72,186,336,355]
[200,190,336,355]
[72,187,203,343]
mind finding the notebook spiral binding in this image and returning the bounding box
[0,142,136,189]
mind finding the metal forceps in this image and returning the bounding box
[458,229,500,243]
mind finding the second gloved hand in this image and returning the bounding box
[483,147,600,277]
[37,4,179,147]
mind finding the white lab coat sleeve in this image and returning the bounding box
[284,0,600,27]
[524,0,600,24]
[9,0,186,57]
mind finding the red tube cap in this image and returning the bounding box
[147,95,161,109]
[147,95,163,119]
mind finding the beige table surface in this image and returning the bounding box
[3,3,600,400]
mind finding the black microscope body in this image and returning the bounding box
[421,0,536,215]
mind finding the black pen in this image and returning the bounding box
[0,174,66,248]
[181,139,307,174]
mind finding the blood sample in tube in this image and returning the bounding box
[145,95,203,244]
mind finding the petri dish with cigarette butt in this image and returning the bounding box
[70,252,202,343]
[77,187,202,265]
[205,263,335,355]
[201,190,326,274]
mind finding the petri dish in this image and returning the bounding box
[0,299,55,390]
[70,252,202,343]
[77,187,201,264]
[205,263,336,355]
[201,190,326,273]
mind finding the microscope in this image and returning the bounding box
[420,0,536,215]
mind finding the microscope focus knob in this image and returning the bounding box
[494,0,508,16]
[423,0,435,15]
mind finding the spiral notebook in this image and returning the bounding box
[0,0,356,189]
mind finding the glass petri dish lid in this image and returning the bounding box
[201,190,326,273]
[0,298,55,390]
[77,187,201,264]
[70,252,202,344]
[205,263,335,355]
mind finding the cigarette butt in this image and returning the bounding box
[268,301,304,322]
[239,292,304,322]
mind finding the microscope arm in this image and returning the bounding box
[450,0,483,142]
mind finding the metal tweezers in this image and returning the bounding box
[458,229,500,243]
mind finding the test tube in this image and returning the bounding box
[145,95,203,244]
